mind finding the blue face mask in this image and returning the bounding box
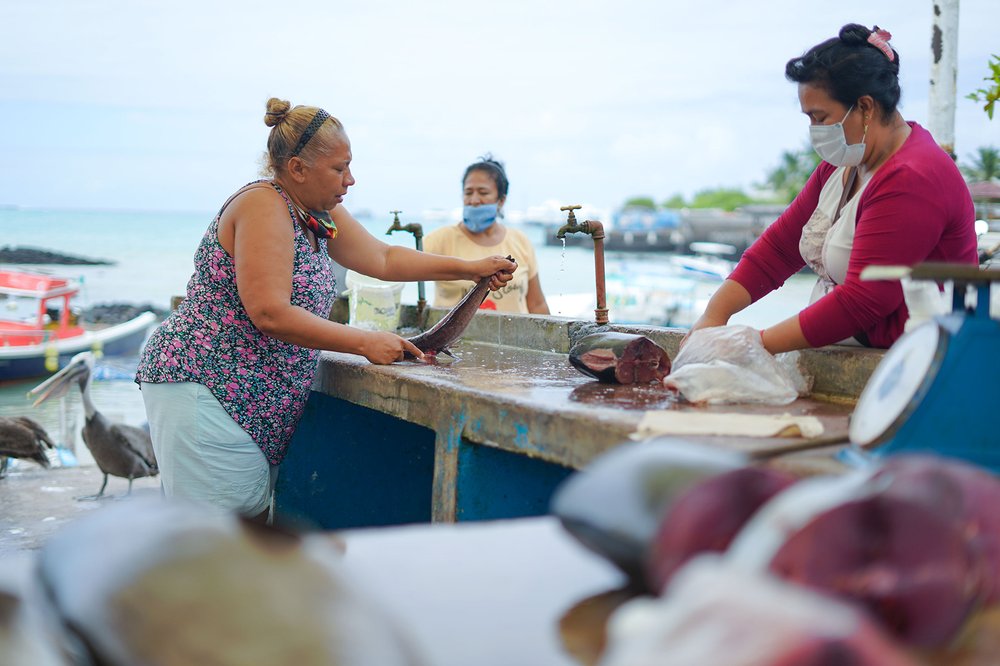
[462,203,498,233]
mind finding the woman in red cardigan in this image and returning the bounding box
[690,24,977,351]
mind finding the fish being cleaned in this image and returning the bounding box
[406,255,515,358]
[569,332,671,384]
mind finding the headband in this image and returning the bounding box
[867,26,895,62]
[291,109,331,157]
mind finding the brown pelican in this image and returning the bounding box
[29,352,157,498]
[0,416,55,477]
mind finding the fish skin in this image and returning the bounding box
[569,332,671,384]
[406,256,514,357]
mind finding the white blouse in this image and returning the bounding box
[797,167,945,342]
[799,166,867,303]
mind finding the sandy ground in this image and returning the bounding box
[0,459,161,556]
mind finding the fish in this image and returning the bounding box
[600,556,920,666]
[550,440,746,582]
[569,332,672,384]
[406,255,515,358]
[0,558,67,666]
[36,498,425,666]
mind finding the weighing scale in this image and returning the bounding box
[849,262,1000,472]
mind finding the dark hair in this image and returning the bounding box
[785,24,901,121]
[462,154,509,199]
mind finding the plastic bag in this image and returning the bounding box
[601,555,917,666]
[664,325,810,405]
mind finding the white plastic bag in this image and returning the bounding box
[664,325,810,405]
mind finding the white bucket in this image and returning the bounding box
[345,270,404,331]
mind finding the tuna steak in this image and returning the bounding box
[569,332,671,384]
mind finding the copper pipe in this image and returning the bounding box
[587,220,609,325]
[554,204,609,325]
[385,210,427,317]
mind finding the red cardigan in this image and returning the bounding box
[729,123,977,348]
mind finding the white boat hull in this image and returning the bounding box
[0,311,157,382]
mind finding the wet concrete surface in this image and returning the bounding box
[315,340,856,472]
[0,460,160,556]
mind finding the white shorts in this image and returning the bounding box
[141,381,277,517]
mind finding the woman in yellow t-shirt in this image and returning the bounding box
[423,155,550,314]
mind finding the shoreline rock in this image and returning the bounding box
[0,245,114,266]
[80,303,169,325]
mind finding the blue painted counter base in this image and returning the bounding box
[276,392,436,529]
[276,391,576,529]
[455,442,575,522]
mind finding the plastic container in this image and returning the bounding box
[901,278,951,333]
[345,270,404,331]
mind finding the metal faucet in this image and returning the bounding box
[385,210,427,315]
[556,204,609,325]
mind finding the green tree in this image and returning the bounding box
[967,54,1000,120]
[961,146,1000,182]
[689,188,754,211]
[623,196,657,209]
[762,144,820,203]
[661,194,687,209]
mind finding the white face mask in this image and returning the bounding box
[809,105,867,167]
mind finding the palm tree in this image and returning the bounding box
[961,146,1000,182]
[762,144,820,203]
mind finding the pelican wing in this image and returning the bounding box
[111,424,158,471]
[0,416,52,467]
[12,417,55,449]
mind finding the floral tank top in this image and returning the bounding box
[136,181,337,464]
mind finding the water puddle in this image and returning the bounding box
[413,341,675,412]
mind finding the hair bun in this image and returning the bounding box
[479,152,506,173]
[264,97,292,128]
[838,23,871,47]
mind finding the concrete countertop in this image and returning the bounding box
[313,311,867,474]
[276,306,884,526]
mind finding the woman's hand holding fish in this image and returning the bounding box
[468,255,517,291]
[359,331,425,364]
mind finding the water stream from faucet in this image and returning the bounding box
[496,313,502,373]
[557,237,567,316]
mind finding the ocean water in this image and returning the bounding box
[0,206,814,451]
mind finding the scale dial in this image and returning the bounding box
[849,322,948,447]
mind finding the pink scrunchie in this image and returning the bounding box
[868,26,894,61]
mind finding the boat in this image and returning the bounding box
[0,269,158,382]
[549,247,734,328]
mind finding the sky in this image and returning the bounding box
[0,0,996,219]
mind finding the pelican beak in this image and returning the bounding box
[28,358,90,406]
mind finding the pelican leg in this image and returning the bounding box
[0,456,8,479]
[76,473,109,501]
[127,478,134,496]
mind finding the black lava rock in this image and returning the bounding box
[0,245,113,265]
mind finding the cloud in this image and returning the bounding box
[0,0,995,213]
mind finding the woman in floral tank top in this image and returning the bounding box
[136,98,517,520]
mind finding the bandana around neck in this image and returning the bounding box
[268,181,338,240]
[295,205,338,240]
